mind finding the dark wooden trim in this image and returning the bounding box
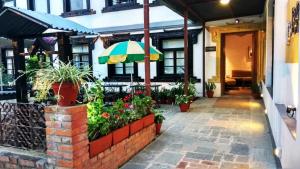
[27,0,35,10]
[61,0,95,17]
[152,29,201,82]
[12,39,28,103]
[202,24,206,97]
[13,0,16,6]
[47,0,50,13]
[102,0,162,13]
[70,38,94,69]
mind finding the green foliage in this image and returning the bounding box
[175,95,192,104]
[34,61,92,101]
[251,83,261,94]
[205,82,216,91]
[153,109,165,124]
[132,95,152,117]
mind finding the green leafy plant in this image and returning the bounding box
[132,95,152,117]
[205,82,216,91]
[175,95,192,104]
[251,83,261,94]
[33,61,92,101]
[153,109,165,124]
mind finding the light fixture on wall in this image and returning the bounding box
[286,105,296,118]
[235,19,239,24]
[274,147,282,158]
[220,0,230,5]
[264,109,268,115]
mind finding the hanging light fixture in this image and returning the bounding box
[220,0,230,5]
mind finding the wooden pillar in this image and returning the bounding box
[184,10,189,95]
[144,0,151,96]
[202,22,206,97]
[57,33,72,63]
[12,39,28,103]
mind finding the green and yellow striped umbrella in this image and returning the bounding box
[98,40,163,64]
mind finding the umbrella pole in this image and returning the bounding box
[144,0,151,97]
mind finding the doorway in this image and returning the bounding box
[220,31,257,95]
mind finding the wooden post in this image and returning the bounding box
[184,10,189,95]
[202,22,206,97]
[144,0,151,96]
[57,33,72,63]
[12,39,28,103]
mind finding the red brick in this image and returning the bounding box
[46,128,55,135]
[19,159,35,167]
[47,150,62,158]
[58,145,73,152]
[57,159,73,168]
[55,129,72,137]
[0,156,9,162]
[72,133,88,144]
[73,140,89,151]
[73,147,89,159]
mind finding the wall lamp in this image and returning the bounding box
[286,105,296,118]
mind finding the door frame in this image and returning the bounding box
[220,31,258,95]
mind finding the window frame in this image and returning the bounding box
[72,44,92,70]
[162,48,185,75]
[102,0,161,13]
[108,62,138,77]
[62,0,95,17]
[1,48,15,76]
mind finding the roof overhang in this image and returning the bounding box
[159,0,266,23]
[0,6,96,38]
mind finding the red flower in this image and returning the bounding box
[124,103,130,109]
[115,115,120,119]
[135,90,144,95]
[119,110,125,114]
[101,112,110,119]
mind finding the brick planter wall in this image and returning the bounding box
[86,124,156,169]
[45,105,156,169]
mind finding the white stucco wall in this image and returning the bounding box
[263,0,300,168]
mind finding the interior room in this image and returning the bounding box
[223,32,254,95]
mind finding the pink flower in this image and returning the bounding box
[101,112,110,119]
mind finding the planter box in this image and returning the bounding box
[130,119,144,135]
[113,125,129,145]
[179,103,190,112]
[89,133,112,158]
[143,114,155,127]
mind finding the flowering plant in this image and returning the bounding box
[175,95,192,104]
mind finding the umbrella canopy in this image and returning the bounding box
[98,40,163,64]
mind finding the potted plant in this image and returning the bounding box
[154,109,165,135]
[87,81,112,157]
[34,61,92,106]
[205,82,216,98]
[175,95,192,112]
[109,100,130,145]
[251,83,261,99]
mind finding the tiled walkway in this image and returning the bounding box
[121,95,278,169]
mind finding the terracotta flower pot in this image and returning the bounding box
[156,123,162,135]
[112,125,129,145]
[52,82,79,106]
[130,119,144,135]
[206,91,214,98]
[179,103,190,112]
[89,133,112,158]
[143,113,155,127]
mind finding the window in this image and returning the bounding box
[103,0,141,13]
[5,50,14,75]
[72,45,90,69]
[64,0,90,12]
[27,0,35,10]
[4,0,15,7]
[161,39,184,75]
[35,0,49,13]
[115,63,134,75]
[164,50,184,75]
[107,0,136,6]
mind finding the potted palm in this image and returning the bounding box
[175,95,192,112]
[34,61,92,106]
[154,109,165,135]
[205,82,216,98]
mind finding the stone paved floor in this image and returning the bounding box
[121,95,278,169]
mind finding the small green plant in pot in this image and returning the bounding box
[34,61,92,106]
[175,95,192,112]
[251,83,261,99]
[153,109,165,135]
[205,82,216,98]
